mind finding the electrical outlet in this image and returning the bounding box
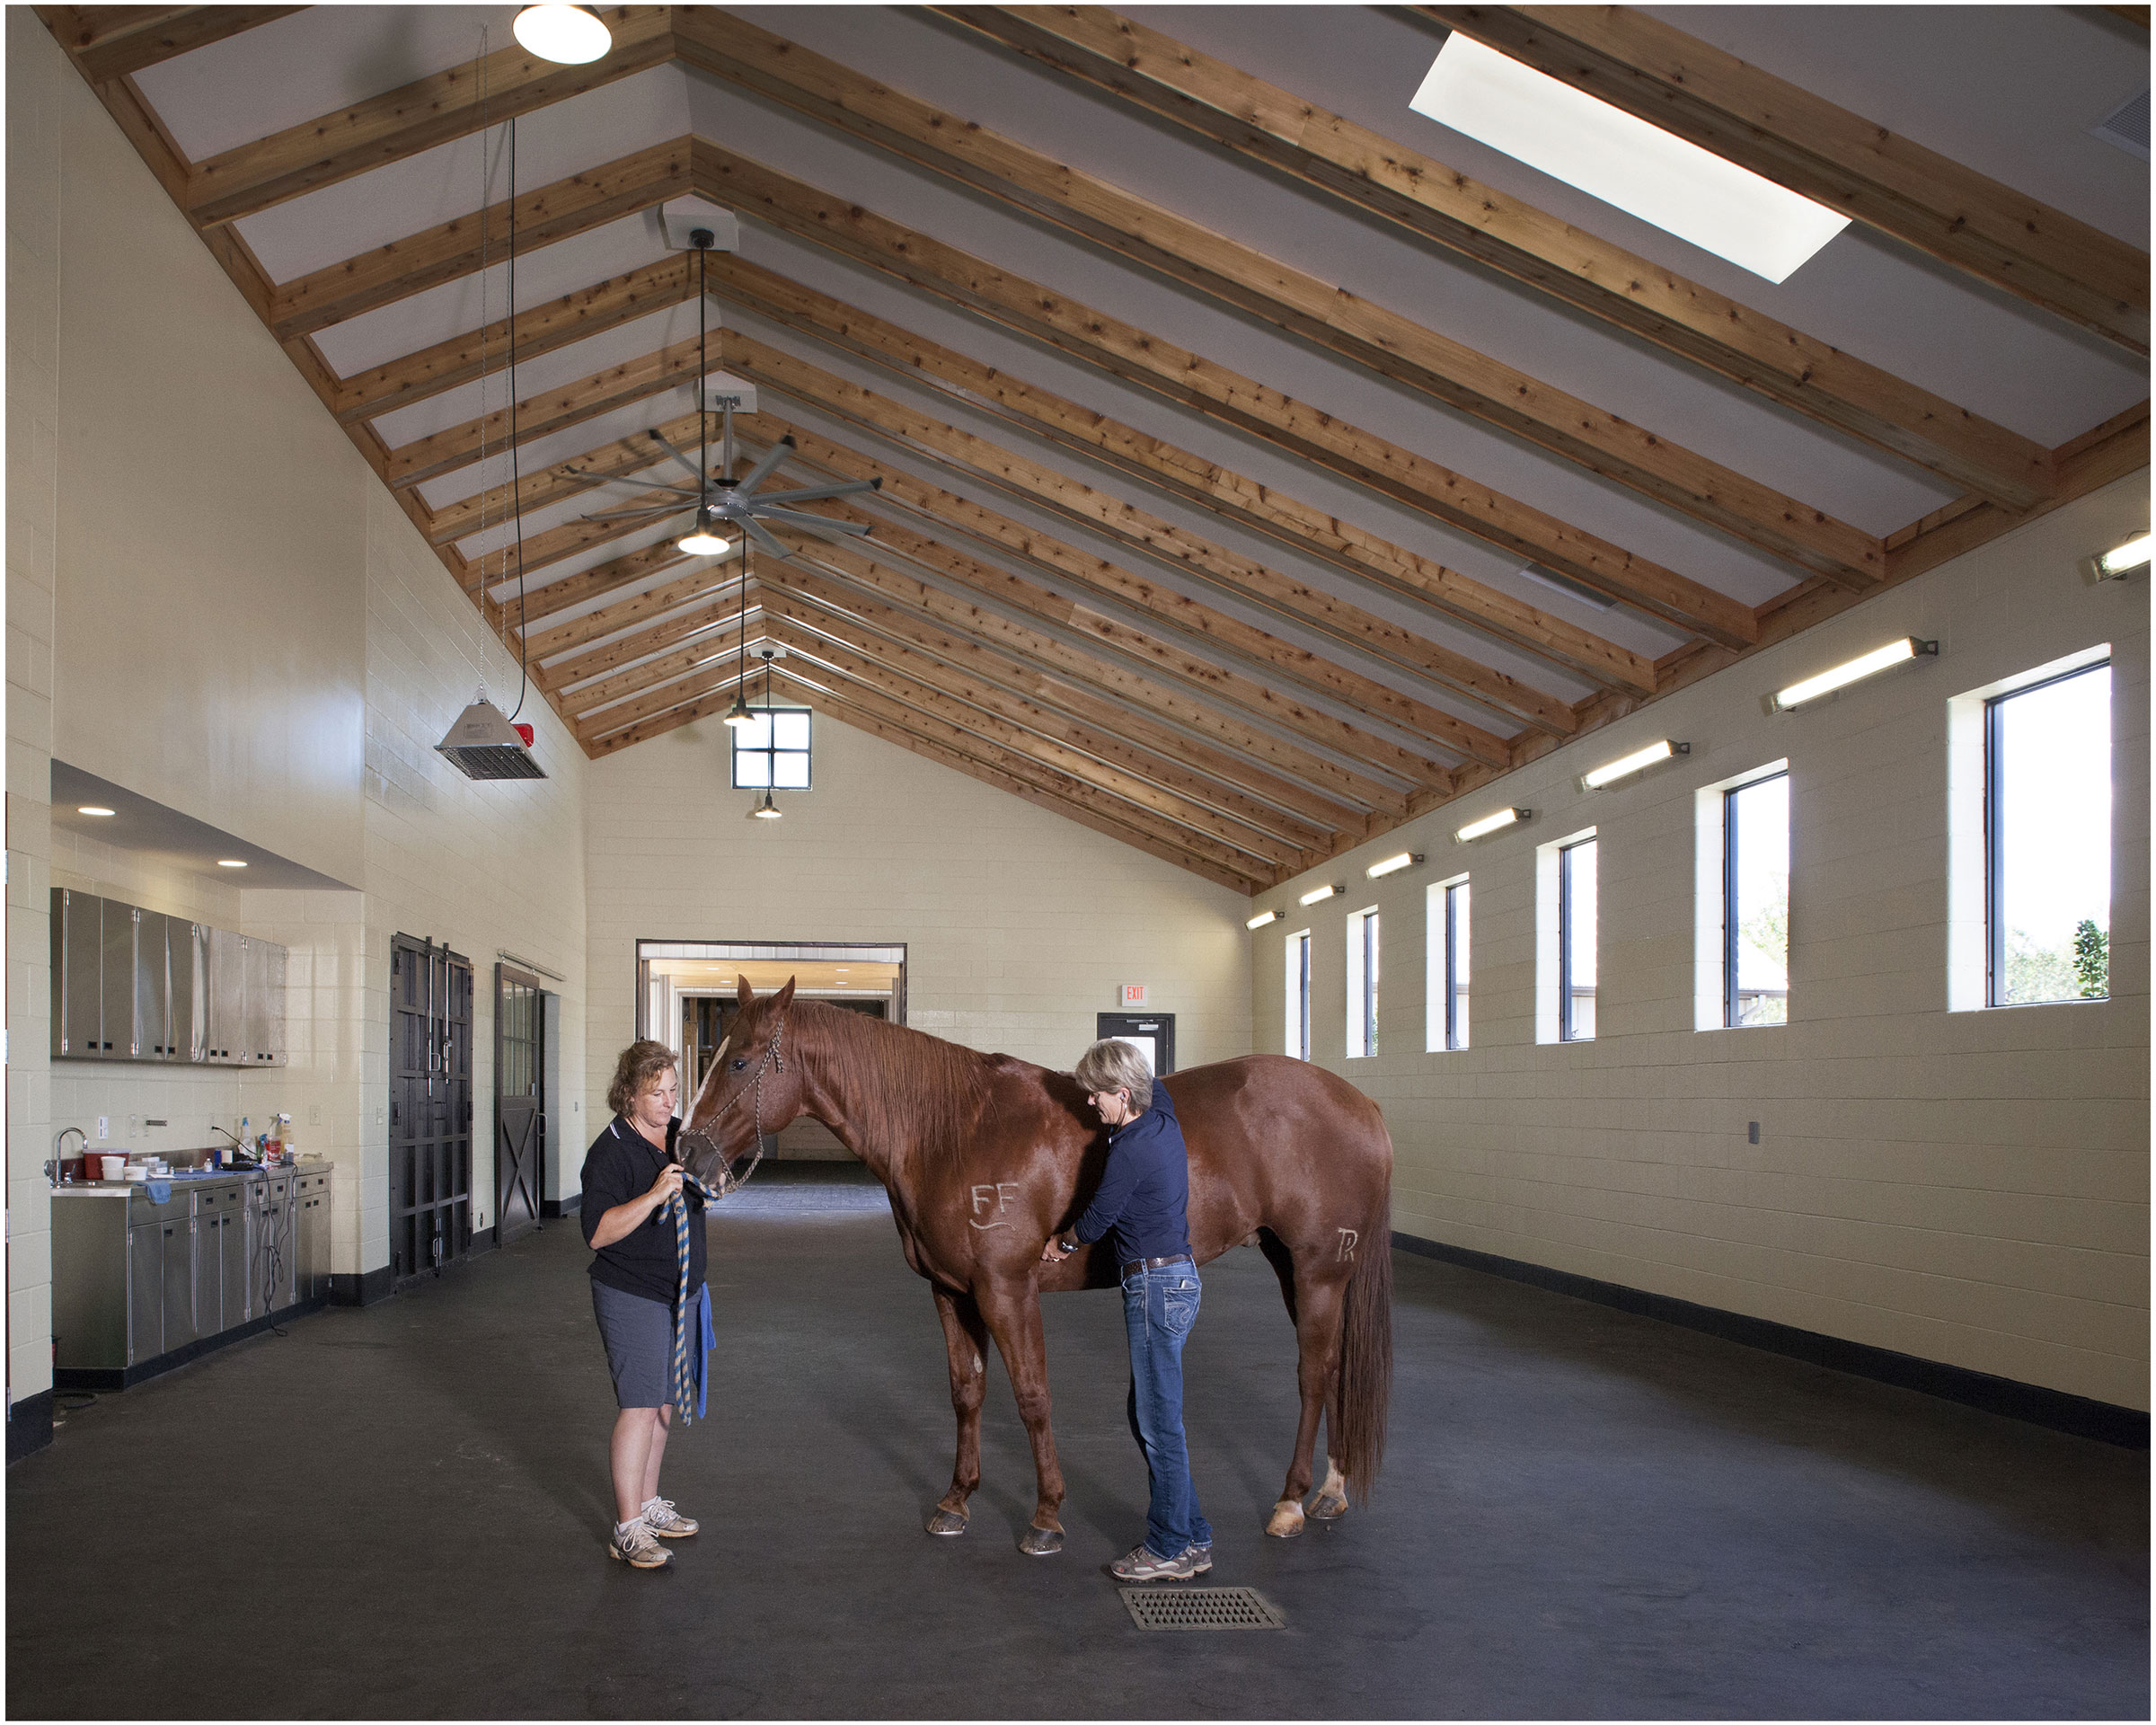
[309,1104,322,1126]
[1747,1121,1761,1145]
[96,1117,109,1140]
[128,1115,140,1139]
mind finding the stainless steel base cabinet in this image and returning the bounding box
[296,1172,331,1304]
[128,1221,163,1362]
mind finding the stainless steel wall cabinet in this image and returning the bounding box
[50,890,283,1065]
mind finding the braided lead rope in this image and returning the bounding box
[664,1022,783,1424]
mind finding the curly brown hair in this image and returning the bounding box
[606,1039,678,1117]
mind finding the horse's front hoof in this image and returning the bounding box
[1018,1526,1064,1556]
[1265,1499,1305,1538]
[1307,1491,1349,1521]
[925,1507,969,1537]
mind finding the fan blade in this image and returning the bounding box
[560,469,702,499]
[754,508,872,535]
[749,477,881,507]
[734,436,797,499]
[646,429,709,485]
[741,518,793,563]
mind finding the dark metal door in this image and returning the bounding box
[1096,1012,1175,1076]
[495,963,543,1249]
[391,935,473,1287]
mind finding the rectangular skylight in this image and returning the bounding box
[1409,33,1851,284]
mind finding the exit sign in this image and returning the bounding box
[1119,983,1149,1006]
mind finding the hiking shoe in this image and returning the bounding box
[609,1518,673,1570]
[641,1497,698,1538]
[1110,1544,1197,1581]
[1185,1542,1213,1574]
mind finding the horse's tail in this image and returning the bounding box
[1336,1164,1393,1504]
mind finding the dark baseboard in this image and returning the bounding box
[470,1225,497,1253]
[1392,1232,2149,1449]
[7,1390,54,1464]
[53,1296,331,1394]
[330,1264,394,1307]
[540,1194,581,1218]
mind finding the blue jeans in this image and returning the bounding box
[1121,1260,1212,1559]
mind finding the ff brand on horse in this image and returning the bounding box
[680,978,1395,1554]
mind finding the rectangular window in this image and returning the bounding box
[1285,930,1312,1058]
[1426,878,1470,1050]
[1560,838,1597,1040]
[1725,773,1789,1026]
[731,707,813,790]
[1987,660,2111,1004]
[1346,908,1380,1057]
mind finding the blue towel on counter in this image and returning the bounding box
[146,1179,172,1204]
[692,1282,716,1420]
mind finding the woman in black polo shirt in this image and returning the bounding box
[581,1039,707,1570]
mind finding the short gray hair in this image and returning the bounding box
[1074,1039,1153,1113]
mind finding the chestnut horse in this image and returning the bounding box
[681,978,1393,1554]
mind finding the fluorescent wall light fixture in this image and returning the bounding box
[2084,532,2150,582]
[77,806,114,818]
[1246,908,1280,930]
[1365,852,1423,879]
[1298,883,1343,907]
[1773,638,1937,711]
[1409,34,1851,283]
[513,4,611,65]
[216,859,247,869]
[1581,739,1688,791]
[1455,807,1529,844]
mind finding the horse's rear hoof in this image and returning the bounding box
[1019,1526,1064,1556]
[1307,1491,1349,1521]
[1266,1499,1305,1538]
[925,1508,969,1537]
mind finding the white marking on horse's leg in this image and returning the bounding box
[1266,1498,1306,1538]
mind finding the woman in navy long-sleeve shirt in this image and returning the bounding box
[1042,1039,1214,1581]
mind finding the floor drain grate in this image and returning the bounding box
[1120,1587,1286,1631]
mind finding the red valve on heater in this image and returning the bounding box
[513,723,534,747]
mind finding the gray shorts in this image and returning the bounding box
[591,1280,680,1410]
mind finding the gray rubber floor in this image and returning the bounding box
[8,1163,2146,1719]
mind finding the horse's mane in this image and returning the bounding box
[795,1000,1006,1163]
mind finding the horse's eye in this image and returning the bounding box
[731,1058,747,1072]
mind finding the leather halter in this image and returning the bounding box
[677,1015,785,1198]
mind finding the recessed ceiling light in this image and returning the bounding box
[1409,33,1851,283]
[216,859,247,869]
[77,806,115,818]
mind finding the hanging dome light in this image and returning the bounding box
[676,510,729,555]
[513,4,612,65]
[721,692,756,730]
[748,789,782,820]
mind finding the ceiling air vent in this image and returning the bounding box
[1516,562,1618,611]
[436,699,546,781]
[2091,89,2149,162]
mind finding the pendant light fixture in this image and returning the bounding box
[747,649,783,820]
[722,535,756,730]
[513,5,611,65]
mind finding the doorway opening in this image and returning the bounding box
[636,941,906,1159]
[495,963,545,1249]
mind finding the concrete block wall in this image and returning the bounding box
[1253,474,2150,1411]
[579,710,1253,1193]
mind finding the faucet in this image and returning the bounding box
[53,1127,86,1183]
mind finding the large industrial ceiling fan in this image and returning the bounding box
[563,228,881,562]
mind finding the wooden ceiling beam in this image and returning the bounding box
[519,540,700,628]
[763,615,1311,869]
[426,407,710,545]
[330,254,697,424]
[57,5,306,84]
[525,561,745,661]
[560,613,755,718]
[733,409,1511,771]
[771,558,1370,834]
[692,141,1753,646]
[543,584,755,699]
[382,336,709,489]
[752,492,1424,814]
[480,490,692,580]
[756,663,1277,888]
[186,4,674,226]
[714,257,1666,689]
[674,15,1884,586]
[935,6,2055,510]
[575,641,771,740]
[268,137,693,341]
[761,597,1322,862]
[1411,6,2151,355]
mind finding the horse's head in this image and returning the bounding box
[680,975,804,1190]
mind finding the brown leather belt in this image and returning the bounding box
[1120,1254,1193,1276]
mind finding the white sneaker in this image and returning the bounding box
[641,1496,699,1538]
[610,1517,673,1569]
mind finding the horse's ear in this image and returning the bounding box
[736,974,755,1007]
[773,976,798,1013]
